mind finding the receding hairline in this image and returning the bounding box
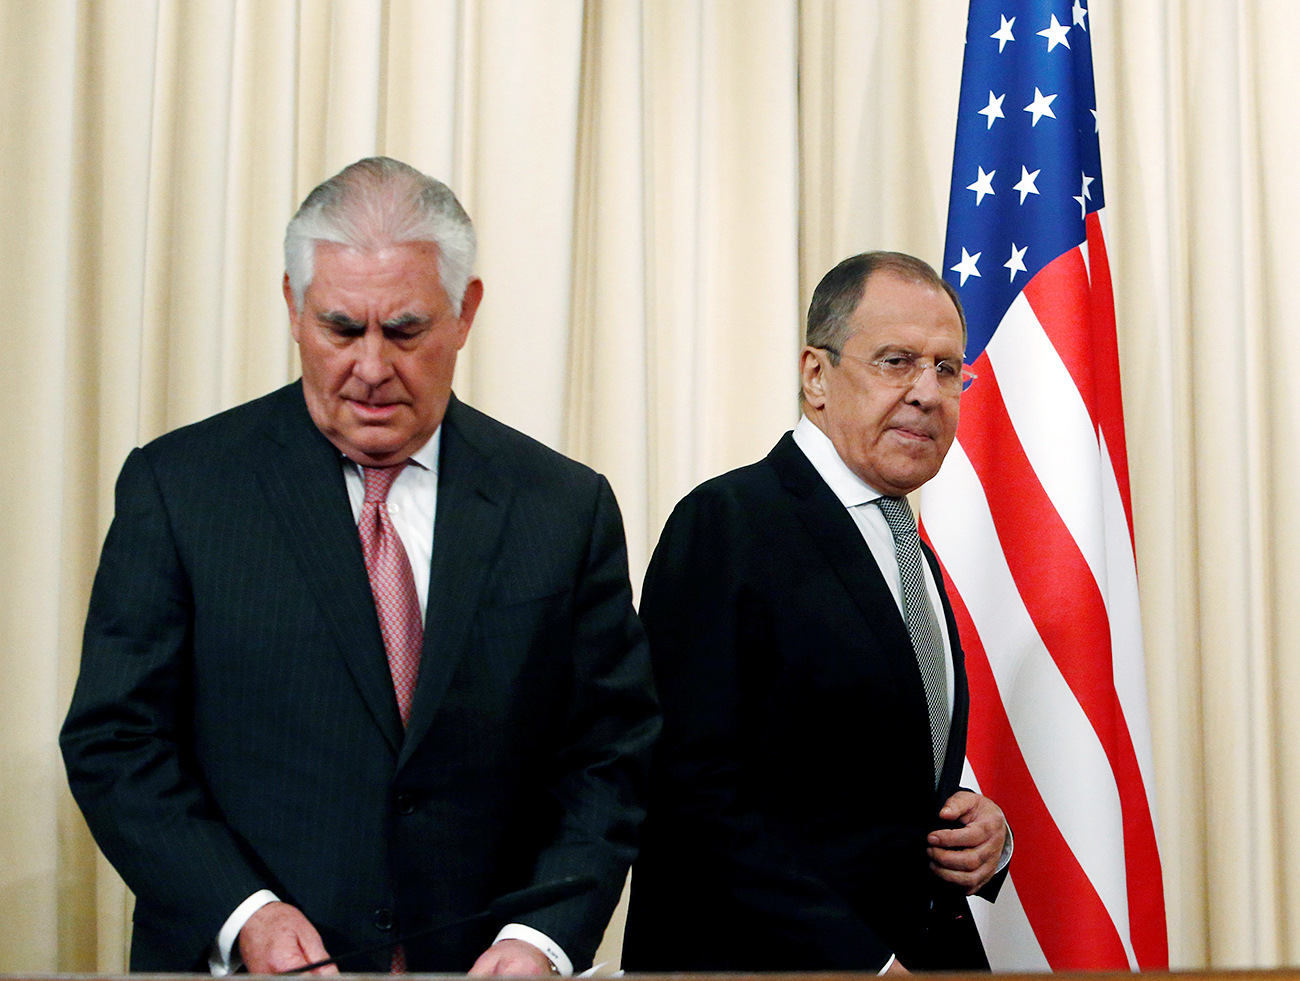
[284,156,477,314]
[805,251,967,354]
[852,267,966,342]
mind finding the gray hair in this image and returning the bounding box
[805,251,967,361]
[284,157,477,314]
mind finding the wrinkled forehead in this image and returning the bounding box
[846,276,966,356]
[306,241,447,305]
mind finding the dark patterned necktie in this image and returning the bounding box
[875,495,948,786]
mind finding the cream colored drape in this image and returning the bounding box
[2,0,1296,971]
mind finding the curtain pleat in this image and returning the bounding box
[3,0,1299,970]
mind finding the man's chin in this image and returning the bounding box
[878,460,944,496]
[326,429,415,467]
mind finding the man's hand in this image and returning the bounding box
[927,790,1007,895]
[238,901,337,975]
[884,957,911,974]
[469,939,556,976]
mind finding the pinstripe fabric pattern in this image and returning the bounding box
[61,383,659,973]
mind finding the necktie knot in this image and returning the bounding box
[362,463,406,505]
[874,495,916,537]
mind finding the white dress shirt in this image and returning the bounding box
[211,428,572,976]
[791,416,956,716]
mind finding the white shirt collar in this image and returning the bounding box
[791,413,887,508]
[408,424,441,475]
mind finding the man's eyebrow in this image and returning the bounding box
[314,311,430,331]
[867,343,963,361]
[867,343,920,357]
[381,313,429,330]
[317,311,365,330]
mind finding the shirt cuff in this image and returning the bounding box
[997,820,1014,873]
[877,953,897,975]
[209,889,279,976]
[493,923,572,976]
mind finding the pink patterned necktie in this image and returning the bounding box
[358,464,423,728]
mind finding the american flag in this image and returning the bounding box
[920,0,1168,969]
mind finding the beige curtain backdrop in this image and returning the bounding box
[1,0,1295,971]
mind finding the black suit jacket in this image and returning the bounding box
[61,382,659,972]
[622,432,992,972]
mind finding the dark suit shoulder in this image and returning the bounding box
[138,382,308,467]
[640,435,802,632]
[650,432,813,556]
[443,396,605,493]
[682,457,778,506]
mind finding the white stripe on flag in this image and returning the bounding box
[924,443,1137,966]
[1099,427,1161,820]
[957,761,1052,970]
[985,290,1111,600]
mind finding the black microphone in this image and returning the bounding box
[282,874,599,974]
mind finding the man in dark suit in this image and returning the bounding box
[623,252,1008,973]
[61,157,659,976]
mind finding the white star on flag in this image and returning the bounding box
[1024,87,1057,126]
[967,166,996,205]
[1073,171,1096,216]
[1091,108,1099,132]
[1038,14,1071,51]
[978,91,1006,129]
[1004,242,1028,281]
[950,247,982,285]
[1013,165,1041,203]
[1073,0,1089,29]
[991,15,1015,52]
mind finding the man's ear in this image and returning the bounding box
[800,346,829,409]
[283,273,302,343]
[455,277,484,350]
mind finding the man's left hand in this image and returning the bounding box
[469,939,556,976]
[927,790,1007,895]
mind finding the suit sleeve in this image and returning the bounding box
[60,448,269,969]
[512,475,661,969]
[631,488,896,971]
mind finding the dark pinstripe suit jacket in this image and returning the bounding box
[623,433,992,972]
[61,382,659,972]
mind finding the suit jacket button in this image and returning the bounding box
[395,793,415,815]
[373,908,395,931]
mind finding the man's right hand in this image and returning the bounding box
[884,958,911,975]
[239,901,337,975]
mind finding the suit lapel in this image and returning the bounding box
[254,384,405,752]
[925,542,970,800]
[766,433,936,774]
[399,397,511,767]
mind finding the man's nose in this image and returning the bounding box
[353,329,395,385]
[905,362,945,405]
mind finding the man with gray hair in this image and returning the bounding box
[62,157,659,976]
[624,252,1008,973]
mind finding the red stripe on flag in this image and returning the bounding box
[1022,229,1136,545]
[957,362,1168,967]
[1022,248,1097,425]
[1078,222,1166,965]
[1084,216,1137,543]
[931,554,1129,969]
